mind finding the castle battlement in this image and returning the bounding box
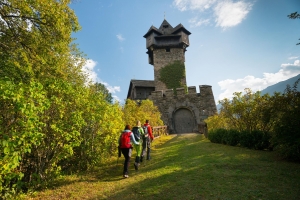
[148,85,217,133]
[149,85,214,98]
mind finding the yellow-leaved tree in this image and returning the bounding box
[122,99,163,128]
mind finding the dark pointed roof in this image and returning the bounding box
[159,19,173,29]
[144,19,191,38]
[143,25,162,38]
[172,23,191,35]
[158,19,174,34]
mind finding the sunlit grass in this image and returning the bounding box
[25,134,300,200]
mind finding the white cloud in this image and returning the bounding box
[218,60,300,101]
[82,59,98,83]
[82,59,121,101]
[116,34,125,41]
[112,95,121,102]
[173,0,217,12]
[101,82,121,94]
[189,17,210,27]
[173,0,253,29]
[214,1,252,29]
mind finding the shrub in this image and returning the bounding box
[208,128,227,144]
[252,130,271,150]
[223,129,240,146]
[239,130,271,150]
[239,130,255,149]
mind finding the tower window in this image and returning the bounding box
[166,48,170,52]
[163,25,168,28]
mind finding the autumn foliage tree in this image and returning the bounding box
[0,0,124,197]
[219,88,274,133]
[123,99,164,128]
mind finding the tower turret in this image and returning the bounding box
[143,19,191,91]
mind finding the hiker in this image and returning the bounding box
[141,120,154,162]
[119,125,140,178]
[131,121,144,170]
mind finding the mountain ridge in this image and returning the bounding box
[260,74,300,95]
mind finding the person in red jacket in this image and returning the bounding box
[119,125,139,178]
[141,120,154,162]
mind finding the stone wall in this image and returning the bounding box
[148,85,217,133]
[153,48,186,91]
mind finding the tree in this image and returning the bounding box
[270,79,300,160]
[0,79,49,195]
[0,0,87,195]
[0,0,85,83]
[288,12,300,45]
[218,88,273,133]
[205,113,229,132]
[60,85,123,172]
[91,82,113,103]
[122,99,163,127]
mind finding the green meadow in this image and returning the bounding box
[26,134,300,200]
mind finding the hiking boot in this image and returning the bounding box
[134,162,139,171]
[123,174,129,178]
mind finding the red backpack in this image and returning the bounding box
[120,131,132,148]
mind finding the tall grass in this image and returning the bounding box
[26,134,300,200]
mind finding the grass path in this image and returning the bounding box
[26,134,300,200]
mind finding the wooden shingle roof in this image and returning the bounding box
[127,79,155,99]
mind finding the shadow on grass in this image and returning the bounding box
[93,133,300,200]
[29,133,300,200]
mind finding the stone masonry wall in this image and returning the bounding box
[153,48,186,91]
[148,85,217,133]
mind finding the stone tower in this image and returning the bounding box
[127,19,217,133]
[143,19,191,91]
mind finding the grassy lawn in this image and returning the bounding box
[26,134,300,200]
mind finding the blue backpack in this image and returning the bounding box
[132,127,141,141]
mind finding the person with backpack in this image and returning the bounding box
[119,125,140,178]
[131,120,144,171]
[141,119,154,162]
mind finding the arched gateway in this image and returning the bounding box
[173,108,195,133]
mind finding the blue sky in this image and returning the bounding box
[70,0,300,104]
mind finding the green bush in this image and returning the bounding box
[0,79,49,196]
[239,130,270,150]
[239,130,254,148]
[208,128,271,150]
[252,130,271,150]
[223,129,240,146]
[208,128,227,144]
